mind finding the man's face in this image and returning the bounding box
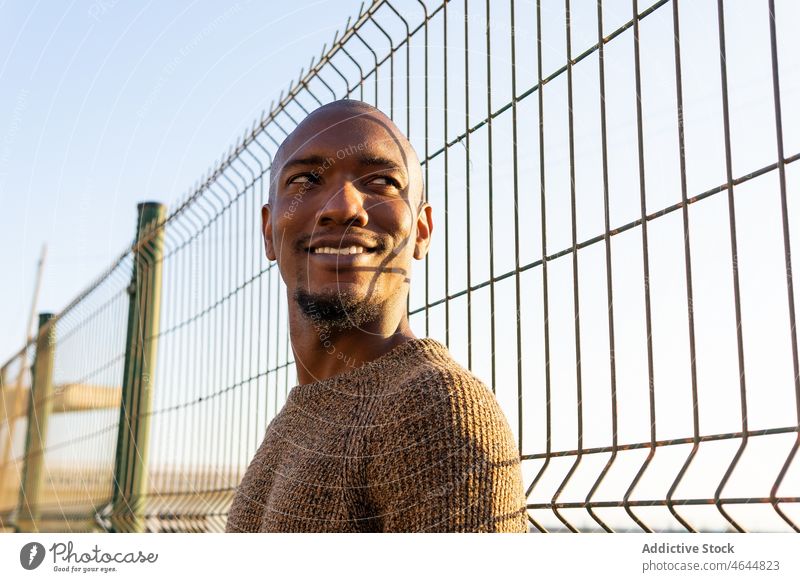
[262,105,432,326]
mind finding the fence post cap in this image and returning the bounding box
[136,201,165,209]
[37,312,54,326]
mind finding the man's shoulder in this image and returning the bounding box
[367,339,520,471]
[383,341,504,425]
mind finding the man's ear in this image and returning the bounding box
[413,202,433,260]
[261,204,277,261]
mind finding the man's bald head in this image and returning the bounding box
[268,99,424,209]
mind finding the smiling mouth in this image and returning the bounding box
[310,246,374,256]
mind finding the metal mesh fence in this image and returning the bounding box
[1,0,799,533]
[0,259,132,532]
[0,344,34,532]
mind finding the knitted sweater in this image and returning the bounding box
[224,337,528,533]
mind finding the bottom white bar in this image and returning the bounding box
[1,533,798,581]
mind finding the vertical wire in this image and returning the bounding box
[485,0,497,394]
[214,200,226,524]
[208,214,218,497]
[389,21,395,119]
[181,229,193,523]
[178,228,188,522]
[265,252,273,427]
[203,217,213,529]
[185,223,197,528]
[197,213,208,527]
[188,229,199,525]
[284,276,291,398]
[104,293,117,524]
[767,0,800,533]
[665,0,700,533]
[201,213,211,519]
[213,205,224,495]
[69,312,78,522]
[405,8,410,139]
[621,0,658,534]
[180,230,190,514]
[164,235,176,529]
[226,192,234,494]
[177,230,191,510]
[464,0,473,370]
[68,311,82,522]
[273,233,281,415]
[585,0,619,533]
[256,169,265,450]
[422,3,430,337]
[443,0,450,347]
[104,297,119,520]
[250,164,259,452]
[525,0,552,533]
[90,304,100,523]
[713,0,748,533]
[101,291,113,524]
[232,188,241,488]
[210,201,222,519]
[551,0,583,534]
[373,32,379,106]
[509,0,524,458]
[196,220,207,502]
[116,279,126,513]
[163,243,172,528]
[85,304,97,530]
[238,180,247,490]
[403,4,413,322]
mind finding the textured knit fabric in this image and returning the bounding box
[224,337,528,533]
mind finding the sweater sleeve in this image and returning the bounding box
[364,367,529,532]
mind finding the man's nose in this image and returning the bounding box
[316,180,368,227]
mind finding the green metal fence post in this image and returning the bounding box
[15,313,56,533]
[110,202,166,533]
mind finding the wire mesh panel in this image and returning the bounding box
[37,258,133,532]
[4,259,133,533]
[513,0,800,533]
[1,0,798,533]
[0,343,34,531]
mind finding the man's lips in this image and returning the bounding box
[298,235,387,271]
[302,248,379,272]
[302,234,383,255]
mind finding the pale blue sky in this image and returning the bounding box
[0,0,363,361]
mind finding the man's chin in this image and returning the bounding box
[293,287,382,332]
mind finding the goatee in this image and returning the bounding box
[294,288,382,334]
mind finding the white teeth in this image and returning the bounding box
[313,246,366,255]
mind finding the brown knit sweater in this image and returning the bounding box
[224,337,528,533]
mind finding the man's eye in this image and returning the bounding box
[368,176,400,188]
[287,174,318,185]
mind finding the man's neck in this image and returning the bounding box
[288,306,416,386]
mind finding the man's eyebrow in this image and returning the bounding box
[280,155,330,172]
[357,155,405,172]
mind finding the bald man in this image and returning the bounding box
[225,99,528,533]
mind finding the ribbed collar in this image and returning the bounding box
[286,337,449,402]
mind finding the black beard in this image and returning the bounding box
[294,288,382,334]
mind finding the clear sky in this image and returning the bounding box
[0,0,363,362]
